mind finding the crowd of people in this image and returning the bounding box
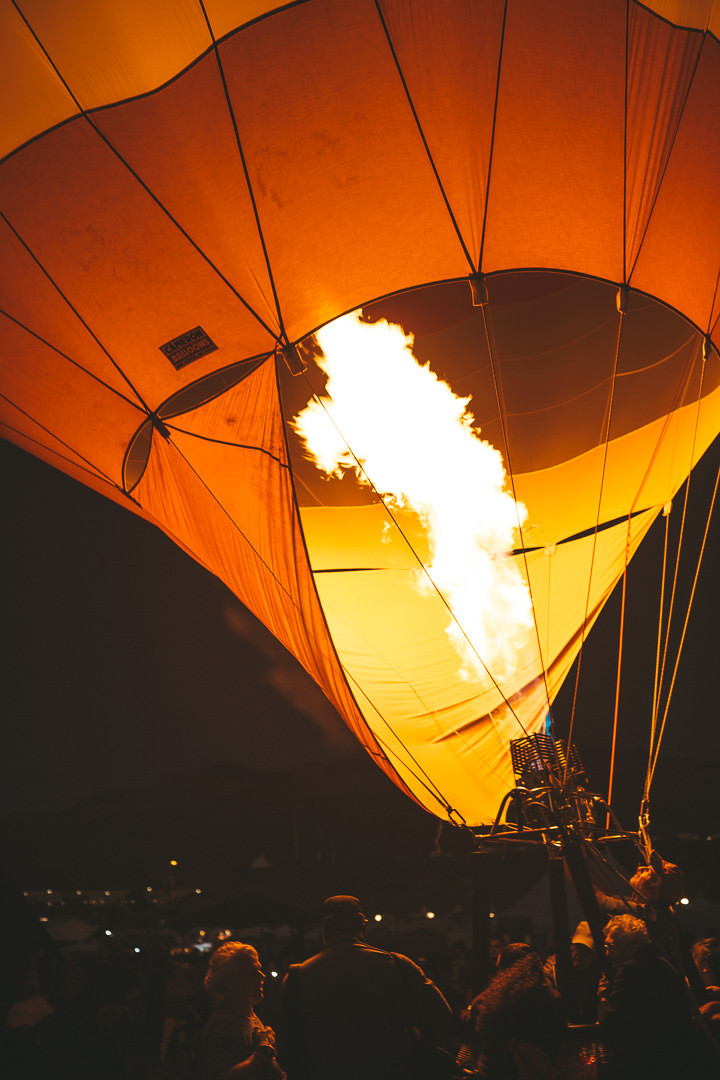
[4,856,720,1080]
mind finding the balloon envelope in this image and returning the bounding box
[2,0,720,823]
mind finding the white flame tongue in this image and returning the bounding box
[292,311,533,681]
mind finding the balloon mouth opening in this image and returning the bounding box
[277,267,715,699]
[285,269,714,513]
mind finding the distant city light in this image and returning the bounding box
[134,947,141,954]
[680,897,690,905]
[146,886,152,892]
[489,912,496,918]
[195,888,202,894]
[425,911,435,919]
[46,889,52,895]
[374,914,383,922]
[170,860,178,867]
[104,890,110,896]
[271,971,278,978]
[105,929,112,936]
[76,890,82,896]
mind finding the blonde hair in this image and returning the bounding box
[204,942,259,999]
[605,913,650,946]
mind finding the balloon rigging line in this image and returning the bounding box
[545,546,553,675]
[606,533,630,819]
[643,341,707,785]
[583,838,676,941]
[583,839,648,905]
[647,349,714,793]
[166,437,304,610]
[651,508,671,781]
[648,456,720,793]
[9,2,279,344]
[567,309,625,782]
[0,209,152,415]
[476,0,510,274]
[372,0,476,274]
[197,0,289,346]
[643,502,671,819]
[0,390,118,488]
[0,308,148,415]
[318,591,513,788]
[340,665,467,822]
[650,388,701,714]
[625,28,705,285]
[584,838,701,991]
[479,301,552,720]
[607,332,698,810]
[297,363,528,736]
[610,339,706,817]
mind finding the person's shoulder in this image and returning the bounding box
[286,950,323,974]
[390,950,424,973]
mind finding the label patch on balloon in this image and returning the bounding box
[160,326,218,370]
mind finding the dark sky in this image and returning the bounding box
[0,439,360,817]
[2,432,719,822]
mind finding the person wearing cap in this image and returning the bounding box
[277,895,453,1080]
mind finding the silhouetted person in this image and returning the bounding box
[594,851,685,971]
[456,945,566,1079]
[201,941,285,1080]
[544,921,602,1023]
[691,937,720,1037]
[278,894,452,1080]
[598,913,712,1079]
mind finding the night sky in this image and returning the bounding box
[2,431,719,826]
[0,439,360,818]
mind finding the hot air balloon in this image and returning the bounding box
[2,0,719,832]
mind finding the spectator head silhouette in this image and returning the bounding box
[603,914,650,968]
[204,942,265,1008]
[321,895,368,943]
